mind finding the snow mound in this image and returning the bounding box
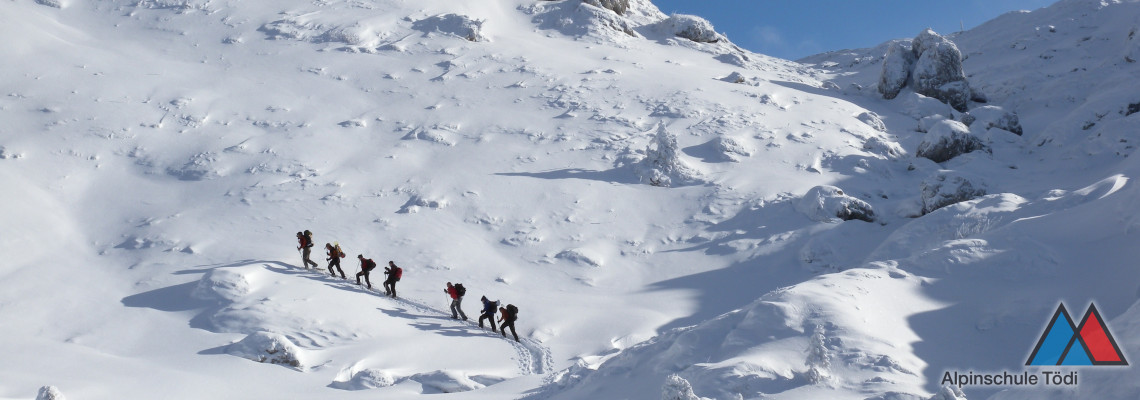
[332,368,396,390]
[915,120,989,163]
[898,92,955,120]
[412,14,487,42]
[191,268,252,302]
[407,370,502,394]
[795,185,876,223]
[226,331,308,370]
[36,386,65,400]
[920,171,988,215]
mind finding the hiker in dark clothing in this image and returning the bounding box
[445,282,468,320]
[356,255,377,289]
[325,243,345,279]
[499,304,519,342]
[383,261,401,298]
[296,231,317,269]
[478,296,499,332]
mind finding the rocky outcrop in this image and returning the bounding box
[879,29,973,112]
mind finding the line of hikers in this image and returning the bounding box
[296,230,521,341]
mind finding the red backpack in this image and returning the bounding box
[394,267,403,281]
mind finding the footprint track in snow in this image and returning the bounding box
[277,264,554,376]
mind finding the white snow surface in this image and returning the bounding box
[2,0,1140,399]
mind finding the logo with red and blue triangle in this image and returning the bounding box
[1026,303,1128,366]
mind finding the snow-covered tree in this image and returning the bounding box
[637,123,700,187]
[36,386,65,400]
[805,324,832,384]
[661,375,707,400]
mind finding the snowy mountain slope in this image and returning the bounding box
[0,0,902,398]
[3,0,1140,399]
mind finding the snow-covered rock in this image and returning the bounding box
[663,14,723,43]
[857,111,887,132]
[719,71,747,84]
[863,136,906,159]
[226,332,307,369]
[915,120,990,163]
[878,41,915,100]
[920,171,988,214]
[34,0,61,8]
[412,14,487,42]
[795,185,876,222]
[583,0,629,16]
[898,92,955,120]
[959,105,1023,136]
[714,135,752,161]
[36,386,65,400]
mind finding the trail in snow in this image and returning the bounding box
[273,262,554,377]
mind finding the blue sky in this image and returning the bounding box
[650,0,1058,60]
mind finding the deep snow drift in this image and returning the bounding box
[2,0,1139,399]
